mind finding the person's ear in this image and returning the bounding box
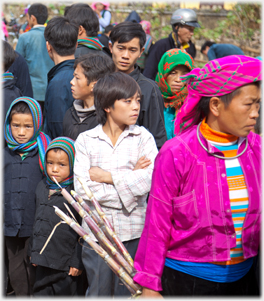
[46,41,52,53]
[31,14,37,25]
[90,81,97,92]
[139,47,145,58]
[209,96,222,117]
[78,25,85,37]
[104,107,110,113]
[108,42,113,53]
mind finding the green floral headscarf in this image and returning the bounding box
[155,48,194,113]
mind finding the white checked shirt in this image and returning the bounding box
[74,124,158,242]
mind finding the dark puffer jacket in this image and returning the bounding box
[62,106,98,141]
[29,179,84,271]
[4,147,44,237]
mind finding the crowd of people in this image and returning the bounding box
[3,2,261,298]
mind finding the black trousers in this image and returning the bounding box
[82,238,140,297]
[33,265,83,296]
[161,265,259,296]
[5,236,35,296]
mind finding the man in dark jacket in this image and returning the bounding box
[201,41,244,60]
[109,22,167,149]
[8,51,33,98]
[65,3,111,58]
[3,41,22,118]
[143,8,200,80]
[43,16,79,139]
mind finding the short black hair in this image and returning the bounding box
[109,21,146,50]
[65,4,99,37]
[104,24,114,34]
[44,16,79,56]
[9,102,31,122]
[3,40,18,71]
[74,53,115,85]
[201,41,216,54]
[94,72,142,125]
[28,3,48,25]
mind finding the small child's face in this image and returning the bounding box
[166,65,190,92]
[46,149,70,183]
[106,91,140,127]
[70,64,94,102]
[10,113,34,144]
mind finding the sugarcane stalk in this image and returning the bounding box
[53,206,141,295]
[57,186,134,276]
[78,177,134,268]
[71,190,116,247]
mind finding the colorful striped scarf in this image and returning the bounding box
[44,137,75,189]
[155,48,194,113]
[77,37,104,51]
[4,97,51,173]
[2,71,14,82]
[174,55,262,135]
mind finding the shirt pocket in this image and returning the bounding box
[172,190,199,230]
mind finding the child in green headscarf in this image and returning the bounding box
[155,48,194,139]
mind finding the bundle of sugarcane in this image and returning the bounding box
[52,177,142,297]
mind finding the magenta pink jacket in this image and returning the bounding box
[133,126,261,291]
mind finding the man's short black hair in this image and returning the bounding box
[201,41,216,54]
[94,72,142,125]
[74,53,115,85]
[28,3,48,25]
[3,40,18,71]
[65,4,99,37]
[44,16,79,56]
[109,21,146,50]
[104,24,114,34]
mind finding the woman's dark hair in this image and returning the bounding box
[181,81,261,132]
[3,40,18,71]
[28,3,48,25]
[201,41,216,54]
[94,72,141,125]
[74,53,115,85]
[109,22,146,50]
[44,16,79,56]
[65,4,99,37]
[9,102,31,122]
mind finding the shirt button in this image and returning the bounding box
[227,209,230,213]
[232,234,235,238]
[221,173,226,177]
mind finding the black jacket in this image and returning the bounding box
[29,180,84,271]
[143,33,196,80]
[75,44,112,59]
[4,147,44,237]
[3,77,22,118]
[43,60,75,140]
[62,106,98,141]
[9,51,33,98]
[129,65,167,149]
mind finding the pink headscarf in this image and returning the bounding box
[91,1,110,10]
[174,55,262,135]
[140,20,151,34]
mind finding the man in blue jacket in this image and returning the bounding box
[15,3,54,109]
[43,16,79,139]
[201,41,244,60]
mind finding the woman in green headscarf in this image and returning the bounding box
[155,48,195,139]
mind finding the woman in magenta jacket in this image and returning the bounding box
[133,55,261,297]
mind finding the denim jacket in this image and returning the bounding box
[133,126,261,291]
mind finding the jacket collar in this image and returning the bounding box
[128,64,141,81]
[48,59,75,82]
